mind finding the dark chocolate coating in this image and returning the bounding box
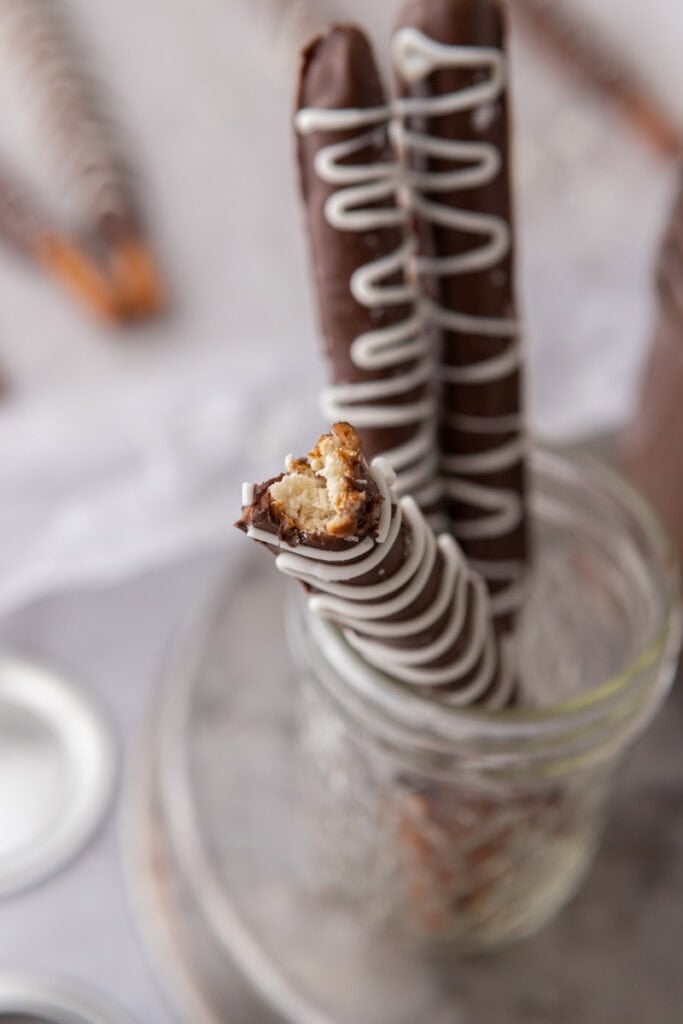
[296,26,436,500]
[394,0,528,628]
[349,546,507,703]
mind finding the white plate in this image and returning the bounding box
[0,656,117,897]
[0,972,137,1024]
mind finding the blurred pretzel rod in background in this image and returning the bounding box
[0,0,165,325]
[510,0,682,157]
[0,165,120,318]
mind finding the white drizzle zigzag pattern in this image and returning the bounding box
[392,28,526,618]
[247,458,513,709]
[0,0,132,229]
[295,105,440,509]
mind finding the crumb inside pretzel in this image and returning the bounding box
[268,422,373,538]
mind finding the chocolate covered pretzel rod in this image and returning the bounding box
[295,26,440,513]
[392,0,528,630]
[0,0,163,316]
[237,422,514,709]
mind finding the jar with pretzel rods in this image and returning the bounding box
[289,446,680,951]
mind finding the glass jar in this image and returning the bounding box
[288,446,681,953]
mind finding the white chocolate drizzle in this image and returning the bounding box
[393,28,526,618]
[295,104,440,510]
[245,457,513,709]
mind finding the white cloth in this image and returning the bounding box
[0,0,678,614]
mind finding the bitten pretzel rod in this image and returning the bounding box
[237,423,514,709]
[0,167,118,318]
[295,26,440,512]
[392,0,528,629]
[0,0,163,316]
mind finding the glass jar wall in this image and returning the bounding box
[289,447,681,952]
